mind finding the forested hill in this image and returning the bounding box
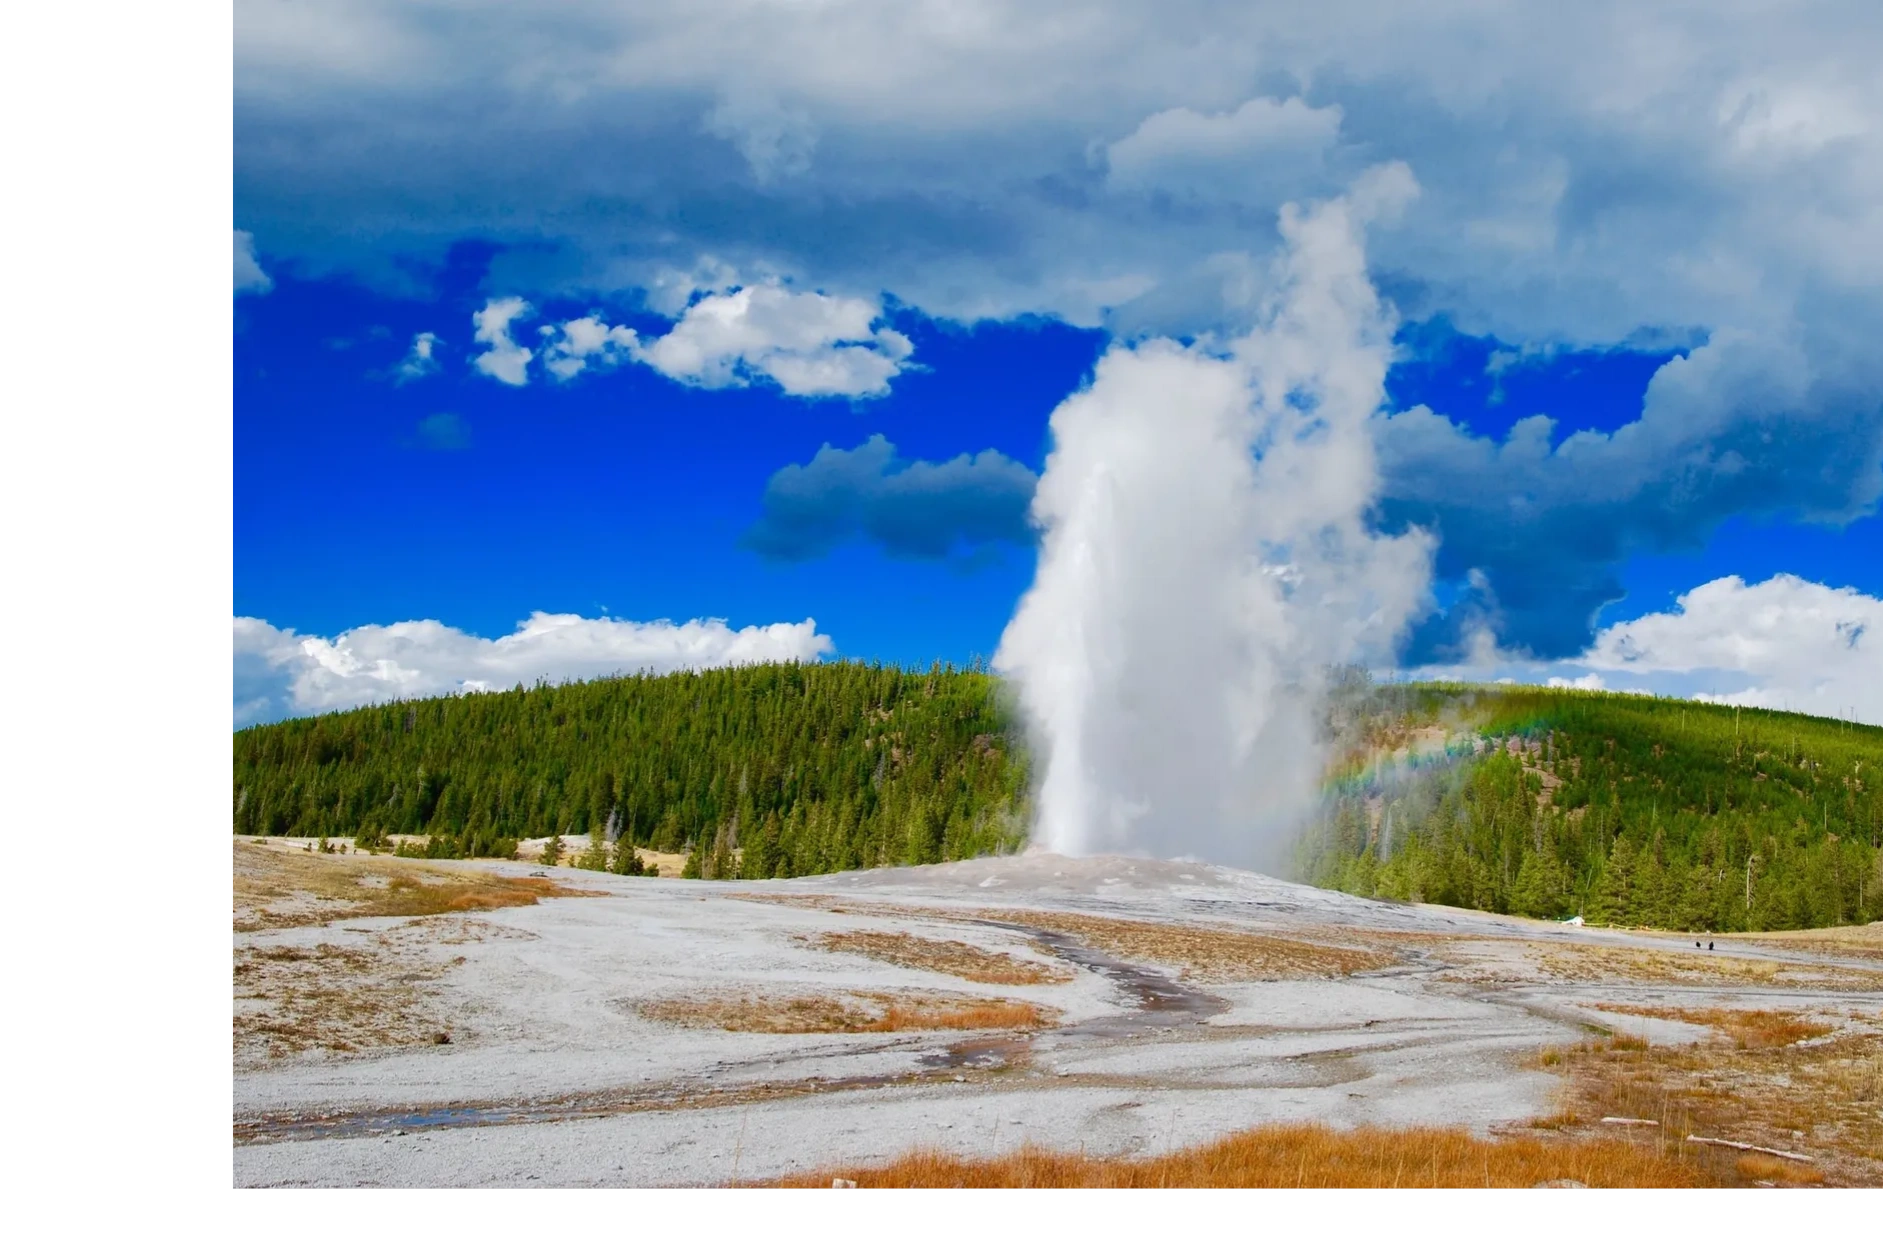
[233,662,1027,876]
[235,666,1882,930]
[1298,684,1883,932]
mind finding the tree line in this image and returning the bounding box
[1296,684,1883,931]
[233,661,1029,877]
[235,664,1882,928]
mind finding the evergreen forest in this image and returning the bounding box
[1297,684,1883,931]
[234,665,1882,930]
[233,662,1027,878]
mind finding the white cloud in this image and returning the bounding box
[1372,325,1883,660]
[1106,96,1343,200]
[1410,574,1883,722]
[530,282,915,397]
[234,2,1883,342]
[1581,574,1882,721]
[394,330,441,382]
[635,282,912,397]
[234,611,835,726]
[540,315,639,382]
[646,257,742,317]
[470,297,533,386]
[703,91,818,184]
[234,229,271,295]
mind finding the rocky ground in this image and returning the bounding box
[231,839,1883,1187]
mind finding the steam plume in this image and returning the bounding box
[994,176,1433,868]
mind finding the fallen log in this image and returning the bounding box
[1684,1135,1814,1163]
[1599,1117,1659,1127]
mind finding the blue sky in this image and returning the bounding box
[233,2,1883,726]
[236,261,1100,665]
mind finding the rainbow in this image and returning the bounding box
[1319,734,1477,801]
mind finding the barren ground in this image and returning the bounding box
[231,839,1883,1187]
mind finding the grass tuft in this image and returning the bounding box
[771,1122,1709,1188]
[1542,1021,1883,1184]
[234,838,592,931]
[1593,1003,1835,1049]
[813,930,1070,985]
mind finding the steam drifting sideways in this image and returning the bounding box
[996,171,1434,868]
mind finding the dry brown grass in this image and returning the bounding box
[771,1122,1710,1187]
[1741,922,1883,964]
[1543,1023,1883,1185]
[640,989,1054,1034]
[974,910,1399,982]
[1592,1003,1835,1049]
[233,940,459,1061]
[1530,942,1880,992]
[729,895,1401,981]
[1736,1154,1826,1186]
[812,930,1071,985]
[234,839,591,931]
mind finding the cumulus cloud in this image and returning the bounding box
[1580,574,1882,721]
[233,611,834,726]
[1408,574,1882,722]
[234,4,1883,665]
[470,297,533,386]
[1106,96,1343,200]
[732,289,1878,658]
[234,3,1883,341]
[234,229,271,295]
[394,330,441,382]
[745,435,1037,561]
[540,315,639,382]
[636,282,913,397]
[703,91,818,184]
[1378,330,1883,661]
[474,282,913,396]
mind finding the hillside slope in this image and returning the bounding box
[234,667,1882,930]
[1300,684,1883,931]
[233,662,1027,876]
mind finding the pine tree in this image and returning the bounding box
[576,828,610,871]
[1629,848,1668,927]
[1589,832,1636,925]
[709,820,736,880]
[904,800,941,867]
[742,812,782,881]
[607,836,644,875]
[1511,848,1566,918]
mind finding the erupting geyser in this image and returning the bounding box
[995,171,1434,868]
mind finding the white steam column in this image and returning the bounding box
[994,169,1434,869]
